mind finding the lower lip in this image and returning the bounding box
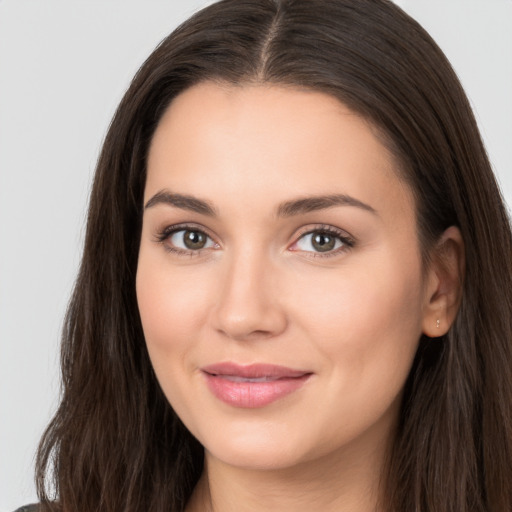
[203,373,311,408]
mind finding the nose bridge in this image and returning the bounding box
[212,244,287,340]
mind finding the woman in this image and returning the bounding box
[30,0,512,510]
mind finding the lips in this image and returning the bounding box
[201,363,312,408]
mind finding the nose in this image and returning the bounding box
[211,250,288,342]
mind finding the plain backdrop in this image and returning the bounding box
[0,1,511,509]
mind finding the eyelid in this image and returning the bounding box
[155,222,216,240]
[293,224,354,241]
[154,222,220,254]
[153,222,355,258]
[288,224,355,256]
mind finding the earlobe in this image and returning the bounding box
[422,226,465,338]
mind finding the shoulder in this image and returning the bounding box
[13,505,40,512]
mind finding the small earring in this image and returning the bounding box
[436,319,440,329]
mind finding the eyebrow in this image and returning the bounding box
[144,190,377,217]
[276,194,377,217]
[144,190,217,216]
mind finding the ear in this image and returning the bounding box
[422,226,465,338]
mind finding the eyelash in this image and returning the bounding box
[154,223,355,258]
[292,224,355,258]
[154,223,218,257]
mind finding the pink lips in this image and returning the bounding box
[201,362,312,408]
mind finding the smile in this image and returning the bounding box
[221,375,282,383]
[201,363,312,408]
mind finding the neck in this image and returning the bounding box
[186,432,391,512]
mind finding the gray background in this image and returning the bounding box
[1,1,510,509]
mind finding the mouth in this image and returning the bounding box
[201,363,313,408]
[214,375,286,383]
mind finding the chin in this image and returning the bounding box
[207,440,307,471]
[195,418,326,471]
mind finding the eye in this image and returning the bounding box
[158,226,218,253]
[291,228,353,255]
[169,229,216,250]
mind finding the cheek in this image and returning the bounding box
[135,255,217,426]
[283,254,425,449]
[136,254,213,365]
[290,250,425,380]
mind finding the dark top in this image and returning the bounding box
[13,505,39,512]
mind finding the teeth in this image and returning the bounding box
[222,375,277,383]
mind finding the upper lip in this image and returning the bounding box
[201,362,311,379]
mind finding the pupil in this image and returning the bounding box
[312,232,335,252]
[184,230,206,250]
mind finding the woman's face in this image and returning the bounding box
[137,82,435,471]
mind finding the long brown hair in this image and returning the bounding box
[36,0,512,510]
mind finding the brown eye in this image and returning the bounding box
[183,230,207,249]
[167,229,216,251]
[311,232,336,252]
[293,229,347,254]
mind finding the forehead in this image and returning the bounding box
[145,82,414,221]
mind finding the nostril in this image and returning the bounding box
[216,327,275,342]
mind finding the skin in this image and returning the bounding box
[136,82,463,511]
